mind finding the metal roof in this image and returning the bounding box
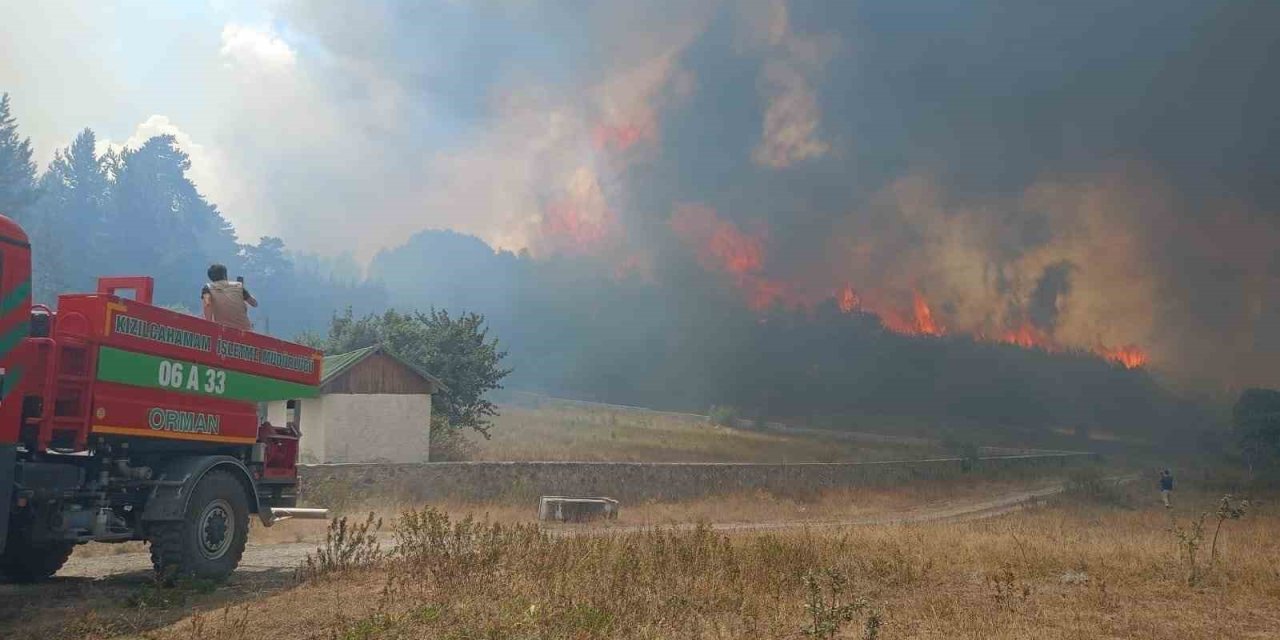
[320,345,448,392]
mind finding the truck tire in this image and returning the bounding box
[149,470,249,583]
[0,536,75,582]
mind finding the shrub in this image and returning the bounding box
[391,507,543,582]
[430,415,479,461]
[800,568,878,639]
[709,405,740,427]
[302,512,384,580]
[942,437,981,471]
[1168,494,1250,586]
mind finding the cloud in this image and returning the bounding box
[219,24,297,70]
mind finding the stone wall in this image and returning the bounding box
[299,453,1095,505]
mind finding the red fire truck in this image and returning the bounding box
[0,213,326,582]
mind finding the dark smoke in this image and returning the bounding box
[291,0,1279,400]
[1029,262,1072,332]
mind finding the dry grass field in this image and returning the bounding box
[44,479,1278,640]
[473,402,945,462]
[69,474,1060,564]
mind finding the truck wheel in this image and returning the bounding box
[0,536,75,582]
[149,470,249,583]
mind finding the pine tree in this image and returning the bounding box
[0,93,38,219]
[110,135,239,305]
[30,129,114,300]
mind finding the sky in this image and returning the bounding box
[0,0,719,258]
[2,0,1278,388]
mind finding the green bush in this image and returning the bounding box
[708,405,740,427]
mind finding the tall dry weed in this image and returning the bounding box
[301,512,383,580]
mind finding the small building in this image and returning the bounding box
[267,345,444,463]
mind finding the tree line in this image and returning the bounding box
[0,93,386,338]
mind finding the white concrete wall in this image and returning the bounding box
[318,393,432,463]
[268,393,431,463]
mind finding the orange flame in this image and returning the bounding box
[1098,344,1148,369]
[670,208,1149,369]
[670,204,766,276]
[541,200,611,254]
[998,322,1058,351]
[669,205,819,311]
[836,284,860,313]
[872,290,945,336]
[911,290,943,336]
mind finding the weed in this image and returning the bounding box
[124,576,217,610]
[988,565,1032,606]
[413,604,444,623]
[800,568,876,639]
[1169,494,1251,585]
[339,612,398,640]
[860,544,933,587]
[564,604,615,634]
[1169,510,1207,585]
[1209,494,1250,571]
[302,512,383,580]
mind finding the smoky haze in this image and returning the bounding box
[3,0,1278,430]
[347,0,1280,394]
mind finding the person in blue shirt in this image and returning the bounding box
[1159,469,1174,508]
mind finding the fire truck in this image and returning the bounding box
[0,213,326,582]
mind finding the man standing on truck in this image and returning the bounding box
[202,263,257,331]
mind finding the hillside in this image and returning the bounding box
[470,393,953,463]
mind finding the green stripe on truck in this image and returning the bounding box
[96,346,319,403]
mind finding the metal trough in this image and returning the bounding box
[538,496,620,523]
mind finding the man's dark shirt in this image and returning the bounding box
[1159,475,1173,491]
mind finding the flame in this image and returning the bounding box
[541,200,610,254]
[997,323,1148,368]
[538,166,617,257]
[870,289,944,336]
[670,206,1148,369]
[669,205,819,311]
[911,290,943,336]
[1098,344,1148,369]
[670,204,765,276]
[593,123,649,152]
[836,284,860,313]
[999,322,1058,351]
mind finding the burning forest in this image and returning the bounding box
[347,0,1278,441]
[667,202,1148,368]
[5,0,1277,441]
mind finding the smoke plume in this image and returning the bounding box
[7,0,1277,393]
